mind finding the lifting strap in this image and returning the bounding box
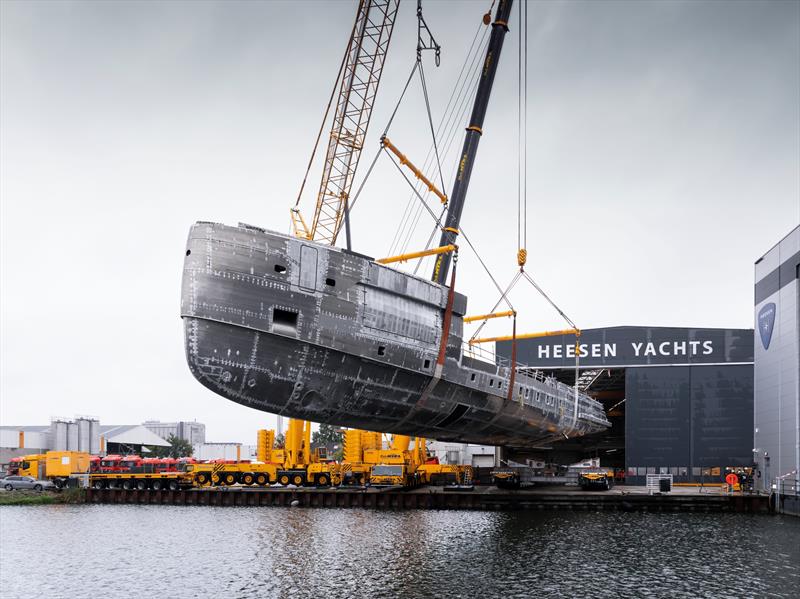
[395,253,457,428]
[436,256,458,370]
[506,313,518,403]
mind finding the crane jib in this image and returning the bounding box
[432,0,514,285]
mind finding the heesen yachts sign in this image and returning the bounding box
[496,327,754,368]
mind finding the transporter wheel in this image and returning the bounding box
[122,479,134,490]
[92,480,105,490]
[254,473,268,486]
[278,474,290,486]
[242,473,254,486]
[291,474,304,487]
[221,473,236,486]
[136,480,148,491]
[332,474,341,486]
[211,473,222,485]
[169,480,180,491]
[196,472,210,486]
[151,480,163,491]
[316,474,330,487]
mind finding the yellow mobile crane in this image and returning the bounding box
[270,419,340,487]
[367,434,427,487]
[341,429,383,484]
[188,422,339,487]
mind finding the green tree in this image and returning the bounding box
[312,423,342,448]
[150,434,193,458]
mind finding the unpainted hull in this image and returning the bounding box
[181,222,609,447]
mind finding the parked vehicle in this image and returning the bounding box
[2,476,55,491]
[15,451,92,488]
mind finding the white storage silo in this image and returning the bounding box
[77,418,91,452]
[52,420,68,451]
[89,419,100,454]
[66,422,79,451]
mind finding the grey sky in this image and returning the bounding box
[1,0,798,443]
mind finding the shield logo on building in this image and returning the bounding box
[758,303,776,350]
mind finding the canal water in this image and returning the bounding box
[1,505,798,598]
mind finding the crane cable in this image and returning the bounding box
[467,1,584,416]
[390,7,492,259]
[341,0,526,323]
[346,62,419,218]
[403,34,488,261]
[385,148,514,312]
[341,0,437,234]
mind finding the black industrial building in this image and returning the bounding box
[497,327,754,484]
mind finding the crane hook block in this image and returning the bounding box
[517,248,527,267]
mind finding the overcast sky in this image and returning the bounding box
[1,0,798,443]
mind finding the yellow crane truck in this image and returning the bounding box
[187,420,340,487]
[13,451,194,490]
[14,451,91,488]
[341,430,473,487]
[366,435,427,487]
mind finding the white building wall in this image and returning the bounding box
[754,226,800,491]
[0,430,50,450]
[427,441,496,466]
[194,443,257,461]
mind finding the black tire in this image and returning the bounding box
[278,474,290,486]
[33,484,43,492]
[255,473,268,486]
[151,480,163,491]
[316,474,330,487]
[242,473,254,486]
[196,472,210,486]
[169,480,179,491]
[54,479,65,489]
[4,483,12,491]
[292,474,304,486]
[122,480,134,490]
[136,480,148,491]
[222,473,236,486]
[92,480,105,490]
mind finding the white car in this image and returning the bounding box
[2,476,55,491]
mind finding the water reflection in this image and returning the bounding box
[1,505,797,598]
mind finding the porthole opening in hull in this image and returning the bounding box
[273,308,298,335]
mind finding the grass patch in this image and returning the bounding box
[0,487,86,506]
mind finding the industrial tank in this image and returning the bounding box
[89,419,100,454]
[77,418,91,452]
[52,420,68,451]
[66,422,79,451]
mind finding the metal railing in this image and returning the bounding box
[776,477,799,497]
[459,340,608,426]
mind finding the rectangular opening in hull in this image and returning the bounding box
[436,403,469,428]
[272,308,298,336]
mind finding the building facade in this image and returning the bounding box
[143,420,206,447]
[498,326,754,483]
[754,226,800,492]
[0,418,169,467]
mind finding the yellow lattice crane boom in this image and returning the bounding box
[293,0,400,245]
